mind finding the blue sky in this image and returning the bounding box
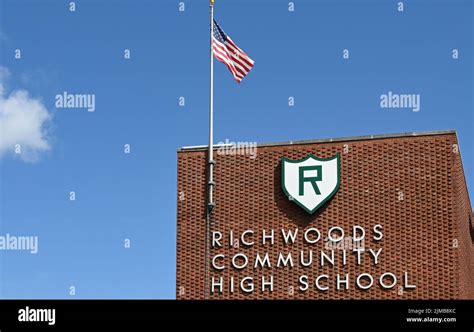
[0,0,472,299]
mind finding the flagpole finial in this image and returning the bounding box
[210,0,215,6]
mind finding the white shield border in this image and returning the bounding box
[281,153,341,214]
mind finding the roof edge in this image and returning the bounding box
[178,129,456,152]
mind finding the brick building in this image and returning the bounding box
[176,130,473,299]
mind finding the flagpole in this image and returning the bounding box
[208,0,215,213]
[205,0,215,300]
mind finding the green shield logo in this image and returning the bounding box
[281,153,341,214]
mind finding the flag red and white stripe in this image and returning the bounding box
[212,19,254,83]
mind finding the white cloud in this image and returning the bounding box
[0,66,52,162]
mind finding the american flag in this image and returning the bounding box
[212,19,254,83]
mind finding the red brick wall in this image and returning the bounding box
[453,141,474,299]
[176,133,473,299]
